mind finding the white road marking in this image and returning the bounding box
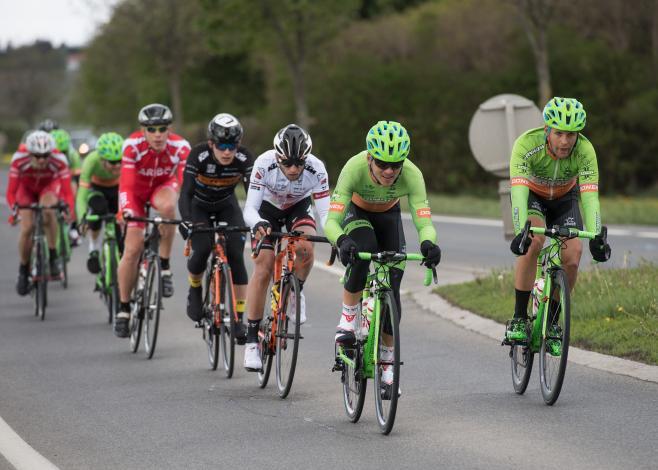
[0,416,60,470]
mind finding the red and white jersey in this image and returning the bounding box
[119,130,191,213]
[6,148,73,210]
[243,150,331,228]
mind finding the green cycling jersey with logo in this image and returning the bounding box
[510,127,601,235]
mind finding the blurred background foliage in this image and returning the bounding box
[1,0,657,195]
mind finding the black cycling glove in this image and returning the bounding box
[179,221,193,240]
[337,234,358,267]
[420,240,441,268]
[589,235,611,262]
[510,230,532,256]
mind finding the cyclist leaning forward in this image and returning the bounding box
[178,113,254,342]
[6,131,75,294]
[505,97,611,342]
[76,132,124,275]
[324,120,441,386]
[51,128,82,247]
[115,103,191,338]
[242,124,331,371]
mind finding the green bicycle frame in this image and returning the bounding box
[337,252,433,377]
[527,227,596,352]
[86,213,120,293]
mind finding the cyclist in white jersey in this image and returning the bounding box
[243,124,330,371]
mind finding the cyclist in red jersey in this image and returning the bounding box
[115,103,191,338]
[6,131,74,295]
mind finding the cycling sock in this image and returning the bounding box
[89,236,101,253]
[236,300,246,321]
[49,248,57,262]
[188,276,201,288]
[160,258,170,270]
[247,319,261,343]
[514,289,531,320]
[120,302,131,313]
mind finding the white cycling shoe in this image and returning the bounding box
[244,343,262,371]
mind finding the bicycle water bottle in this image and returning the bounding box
[360,295,374,335]
[137,260,147,290]
[531,278,544,317]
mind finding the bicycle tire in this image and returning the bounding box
[275,275,301,398]
[511,344,534,394]
[143,258,162,359]
[342,342,367,423]
[129,292,143,353]
[219,264,236,378]
[202,265,219,370]
[59,223,68,289]
[257,316,274,388]
[35,239,48,320]
[107,240,119,324]
[539,269,570,405]
[373,290,400,435]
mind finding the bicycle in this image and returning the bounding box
[333,250,437,435]
[253,230,331,398]
[54,205,72,289]
[183,218,250,375]
[125,212,181,359]
[15,203,69,320]
[504,221,605,405]
[84,213,122,324]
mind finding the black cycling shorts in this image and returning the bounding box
[251,197,316,251]
[527,185,583,230]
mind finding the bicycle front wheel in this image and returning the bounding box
[60,227,69,289]
[373,290,400,435]
[219,264,236,378]
[34,239,48,320]
[275,275,301,398]
[204,266,220,371]
[143,259,162,359]
[539,269,571,405]
[107,240,119,324]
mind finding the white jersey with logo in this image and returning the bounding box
[243,150,330,229]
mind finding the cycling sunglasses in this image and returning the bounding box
[105,159,122,166]
[278,157,305,168]
[372,158,404,170]
[213,141,237,151]
[145,126,168,134]
[31,153,50,159]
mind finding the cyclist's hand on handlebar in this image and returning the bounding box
[420,240,441,268]
[253,221,272,240]
[589,227,611,262]
[8,214,18,226]
[337,234,358,267]
[510,230,532,256]
[179,220,194,240]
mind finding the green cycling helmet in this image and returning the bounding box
[96,132,124,162]
[50,129,71,152]
[366,120,410,162]
[543,97,586,132]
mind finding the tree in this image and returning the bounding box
[514,0,553,105]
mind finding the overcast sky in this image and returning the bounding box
[0,0,118,48]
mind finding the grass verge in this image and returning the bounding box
[436,262,658,365]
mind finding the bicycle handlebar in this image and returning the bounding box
[124,215,182,225]
[354,251,438,286]
[188,224,251,234]
[267,231,330,244]
[527,223,599,241]
[84,213,117,222]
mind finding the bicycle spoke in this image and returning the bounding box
[276,276,301,398]
[373,291,400,435]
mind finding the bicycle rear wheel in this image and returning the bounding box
[341,343,367,423]
[373,290,400,435]
[275,275,301,398]
[204,267,220,371]
[129,292,144,353]
[539,269,571,405]
[219,264,236,378]
[257,316,274,388]
[143,258,162,359]
[511,344,534,394]
[107,240,119,324]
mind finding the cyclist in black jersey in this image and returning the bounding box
[178,113,254,342]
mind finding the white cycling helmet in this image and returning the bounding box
[26,130,55,155]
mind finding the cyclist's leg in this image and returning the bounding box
[85,190,109,273]
[151,180,178,296]
[337,205,377,343]
[39,186,61,274]
[16,185,36,295]
[284,197,317,281]
[186,201,213,322]
[548,187,583,291]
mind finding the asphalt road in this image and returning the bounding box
[1,194,657,469]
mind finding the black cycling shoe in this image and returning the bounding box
[162,271,174,298]
[334,329,356,346]
[16,272,30,296]
[114,311,130,338]
[49,260,61,279]
[87,250,101,274]
[233,321,247,345]
[186,286,204,322]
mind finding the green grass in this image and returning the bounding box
[436,263,658,365]
[401,192,658,226]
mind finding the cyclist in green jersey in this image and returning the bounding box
[76,132,124,274]
[51,129,83,246]
[505,97,611,342]
[325,121,441,385]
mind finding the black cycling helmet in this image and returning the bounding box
[208,113,243,144]
[273,124,312,161]
[138,103,173,126]
[38,118,59,132]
